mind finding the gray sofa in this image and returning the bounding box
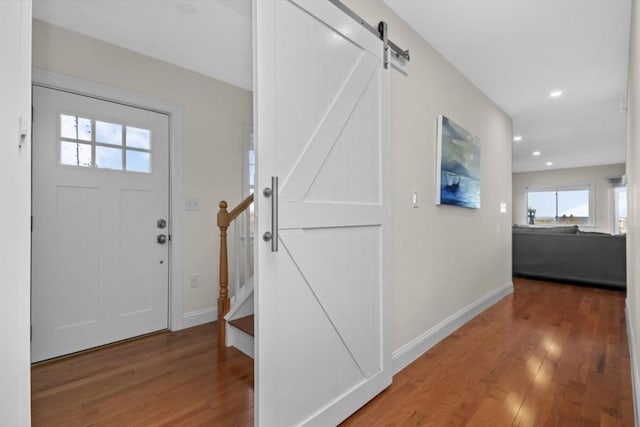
[512,225,626,289]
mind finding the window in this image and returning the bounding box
[246,131,255,196]
[243,125,255,240]
[59,114,151,173]
[614,185,627,234]
[526,186,592,225]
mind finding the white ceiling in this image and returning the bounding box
[385,0,631,172]
[33,0,253,91]
[34,0,632,173]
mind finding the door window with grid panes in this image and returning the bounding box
[60,114,151,173]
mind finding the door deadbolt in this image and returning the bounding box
[157,219,167,229]
[157,234,167,244]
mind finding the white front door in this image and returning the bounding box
[255,1,391,425]
[32,86,170,362]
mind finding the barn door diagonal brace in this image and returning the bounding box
[328,0,410,69]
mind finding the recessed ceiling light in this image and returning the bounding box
[549,90,563,98]
[532,151,541,156]
[513,135,523,142]
[546,161,553,166]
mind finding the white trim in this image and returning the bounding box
[239,124,254,253]
[525,182,594,192]
[242,123,254,198]
[626,300,640,425]
[31,68,185,331]
[613,185,628,235]
[182,307,218,329]
[392,281,514,374]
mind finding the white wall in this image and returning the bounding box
[346,1,513,355]
[0,1,32,424]
[513,164,626,233]
[625,0,640,420]
[32,20,252,321]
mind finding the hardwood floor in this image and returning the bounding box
[31,324,254,426]
[343,278,634,426]
[32,277,634,426]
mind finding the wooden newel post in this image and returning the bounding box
[217,200,231,347]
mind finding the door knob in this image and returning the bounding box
[157,234,167,244]
[157,219,167,229]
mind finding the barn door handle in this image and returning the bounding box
[262,176,278,252]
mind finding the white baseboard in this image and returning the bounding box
[182,307,218,329]
[392,281,514,375]
[625,300,640,426]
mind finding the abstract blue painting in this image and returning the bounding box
[436,115,481,209]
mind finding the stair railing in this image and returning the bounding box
[217,194,254,346]
[233,197,254,306]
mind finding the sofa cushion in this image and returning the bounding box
[513,225,579,234]
[577,230,612,235]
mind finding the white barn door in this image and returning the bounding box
[254,1,391,425]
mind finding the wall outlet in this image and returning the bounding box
[185,198,200,211]
[189,273,200,288]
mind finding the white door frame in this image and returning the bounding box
[32,68,185,331]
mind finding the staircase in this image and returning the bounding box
[223,274,254,358]
[217,195,255,358]
[227,315,254,357]
[229,315,254,337]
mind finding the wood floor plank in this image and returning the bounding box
[343,278,634,427]
[31,323,254,426]
[32,278,634,426]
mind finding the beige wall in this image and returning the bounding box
[32,20,252,318]
[513,164,626,233]
[347,1,513,353]
[626,0,640,415]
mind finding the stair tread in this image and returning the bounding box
[228,315,254,337]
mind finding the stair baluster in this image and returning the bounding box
[217,194,254,347]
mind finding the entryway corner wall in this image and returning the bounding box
[32,19,253,328]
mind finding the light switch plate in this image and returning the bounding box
[189,273,200,288]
